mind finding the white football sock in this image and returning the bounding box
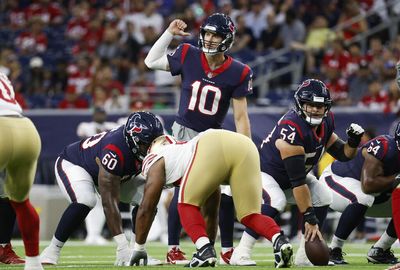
[85,198,105,238]
[374,232,396,250]
[221,247,233,253]
[195,237,210,250]
[50,236,65,251]
[237,231,257,251]
[330,235,345,249]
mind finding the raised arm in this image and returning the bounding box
[144,19,190,71]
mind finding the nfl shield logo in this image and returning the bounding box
[207,72,213,78]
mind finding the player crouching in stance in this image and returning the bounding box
[321,123,400,265]
[229,79,364,266]
[129,129,293,268]
[40,112,164,266]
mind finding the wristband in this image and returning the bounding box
[134,242,146,251]
[303,207,319,225]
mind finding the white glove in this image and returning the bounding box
[114,234,131,266]
[346,123,365,148]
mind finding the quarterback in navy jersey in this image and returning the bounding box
[320,124,400,265]
[230,79,365,266]
[144,13,253,264]
[40,112,164,267]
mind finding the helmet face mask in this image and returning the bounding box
[124,112,164,161]
[294,79,332,126]
[395,122,400,151]
[199,13,235,55]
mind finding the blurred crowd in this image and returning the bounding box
[1,0,400,113]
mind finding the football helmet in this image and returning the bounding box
[199,13,235,55]
[294,79,332,126]
[124,111,164,161]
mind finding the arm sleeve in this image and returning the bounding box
[232,65,253,98]
[144,30,173,70]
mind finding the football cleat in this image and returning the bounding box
[329,247,348,264]
[40,246,60,265]
[148,256,163,266]
[24,256,44,270]
[185,243,217,267]
[230,247,257,266]
[0,243,24,264]
[273,233,293,268]
[367,246,399,264]
[219,248,234,265]
[166,247,190,265]
[294,236,312,266]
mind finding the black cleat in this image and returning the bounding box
[273,233,293,268]
[185,243,217,267]
[367,246,399,264]
[329,247,348,265]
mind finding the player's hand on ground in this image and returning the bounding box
[304,223,323,242]
[168,19,191,37]
[386,262,400,270]
[115,245,132,266]
[129,250,148,266]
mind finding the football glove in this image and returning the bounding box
[346,123,364,148]
[130,250,148,266]
[115,245,132,266]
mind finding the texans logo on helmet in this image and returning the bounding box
[300,80,311,88]
[128,115,149,134]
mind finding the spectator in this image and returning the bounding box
[276,8,306,49]
[322,38,350,76]
[359,80,388,111]
[230,14,256,53]
[25,0,64,26]
[67,53,93,95]
[97,24,120,62]
[245,0,268,40]
[14,16,48,55]
[257,11,281,52]
[337,0,368,42]
[58,86,89,109]
[218,0,241,24]
[104,89,129,113]
[291,15,336,73]
[348,60,374,105]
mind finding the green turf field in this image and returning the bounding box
[3,240,398,270]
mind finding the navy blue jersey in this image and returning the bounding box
[260,109,335,189]
[167,43,253,132]
[332,135,400,180]
[60,126,141,185]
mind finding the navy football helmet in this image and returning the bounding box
[294,79,332,126]
[124,111,164,161]
[199,13,235,55]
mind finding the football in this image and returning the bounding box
[305,238,330,266]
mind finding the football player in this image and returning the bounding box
[76,107,118,245]
[229,79,364,266]
[321,123,400,265]
[40,111,164,266]
[0,72,43,270]
[130,129,293,268]
[144,13,253,264]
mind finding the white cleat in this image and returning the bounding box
[24,256,44,270]
[230,247,257,266]
[148,256,163,266]
[40,246,60,265]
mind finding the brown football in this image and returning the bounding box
[305,238,330,266]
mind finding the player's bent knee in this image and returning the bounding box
[357,194,374,207]
[76,194,97,208]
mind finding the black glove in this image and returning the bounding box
[303,207,319,225]
[130,250,148,266]
[346,123,365,148]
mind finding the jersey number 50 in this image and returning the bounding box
[188,81,221,115]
